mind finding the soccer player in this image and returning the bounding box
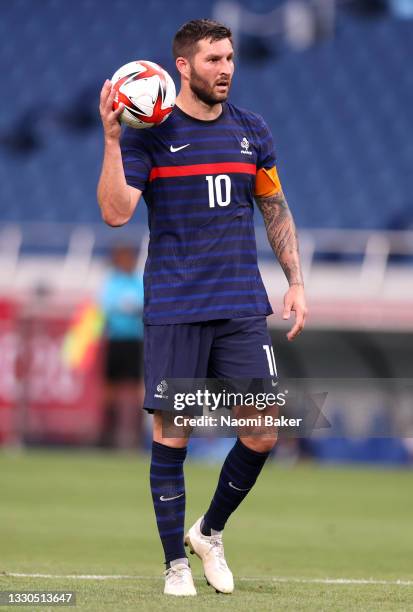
[98,19,307,596]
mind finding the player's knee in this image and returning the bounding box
[153,410,190,447]
[240,435,277,453]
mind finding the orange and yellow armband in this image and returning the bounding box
[254,166,282,198]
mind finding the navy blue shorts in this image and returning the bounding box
[143,316,277,412]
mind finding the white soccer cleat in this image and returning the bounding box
[184,516,234,594]
[163,562,197,596]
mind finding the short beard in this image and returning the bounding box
[189,65,229,107]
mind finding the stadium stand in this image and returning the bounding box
[0,0,412,230]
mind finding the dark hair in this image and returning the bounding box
[173,19,232,60]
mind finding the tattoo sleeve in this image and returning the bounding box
[255,190,304,286]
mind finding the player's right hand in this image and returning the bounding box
[99,80,124,141]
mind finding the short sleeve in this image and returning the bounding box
[256,116,276,170]
[120,126,152,191]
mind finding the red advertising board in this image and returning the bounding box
[0,300,19,444]
[0,300,104,445]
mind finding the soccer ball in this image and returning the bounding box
[111,60,176,129]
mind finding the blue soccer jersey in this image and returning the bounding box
[121,102,275,325]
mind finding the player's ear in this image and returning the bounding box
[176,56,190,79]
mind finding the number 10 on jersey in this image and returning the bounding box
[206,175,232,208]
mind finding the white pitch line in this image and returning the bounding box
[3,573,413,587]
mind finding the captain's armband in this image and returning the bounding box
[254,166,282,198]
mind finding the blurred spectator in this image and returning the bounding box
[99,245,144,450]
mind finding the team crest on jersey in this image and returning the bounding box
[154,379,168,399]
[240,137,253,155]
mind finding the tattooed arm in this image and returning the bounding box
[255,189,308,340]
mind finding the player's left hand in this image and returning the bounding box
[282,284,307,341]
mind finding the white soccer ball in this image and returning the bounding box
[111,60,176,129]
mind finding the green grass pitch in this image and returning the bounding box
[1,450,412,611]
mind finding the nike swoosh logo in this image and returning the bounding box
[159,493,184,502]
[228,482,250,492]
[271,380,278,387]
[170,144,190,153]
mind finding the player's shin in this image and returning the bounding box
[150,441,187,565]
[201,437,272,535]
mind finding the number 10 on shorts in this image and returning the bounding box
[263,344,277,377]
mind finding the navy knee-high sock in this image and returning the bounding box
[150,441,187,564]
[202,438,270,534]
